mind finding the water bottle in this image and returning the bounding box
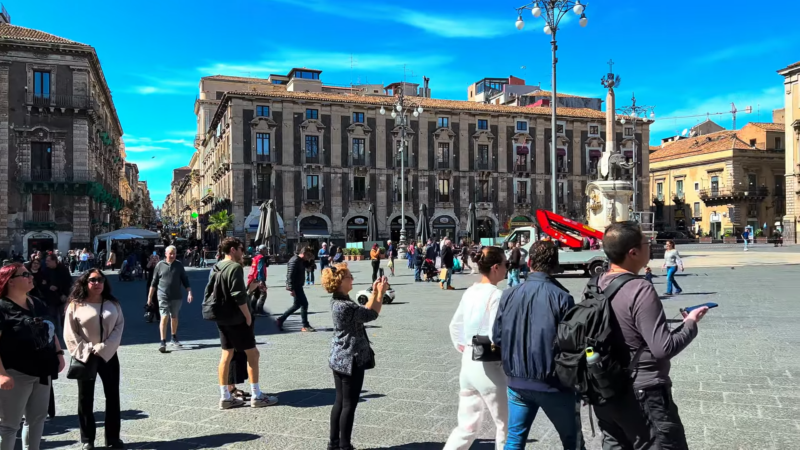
[585,347,599,366]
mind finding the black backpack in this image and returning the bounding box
[554,273,643,405]
[201,264,245,326]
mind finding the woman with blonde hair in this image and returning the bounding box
[445,246,509,449]
[323,263,389,450]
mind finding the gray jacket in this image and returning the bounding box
[329,294,378,375]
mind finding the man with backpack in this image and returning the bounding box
[555,222,708,450]
[493,241,584,450]
[203,237,278,409]
[248,245,269,316]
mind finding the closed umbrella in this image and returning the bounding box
[254,200,269,245]
[264,200,280,254]
[466,203,478,243]
[367,203,379,242]
[417,204,431,243]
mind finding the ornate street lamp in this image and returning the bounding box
[617,93,655,211]
[380,87,423,258]
[515,0,588,214]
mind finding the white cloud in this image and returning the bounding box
[696,37,795,64]
[272,0,521,39]
[647,86,783,142]
[122,135,194,149]
[125,145,169,153]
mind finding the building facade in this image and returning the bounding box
[649,123,785,238]
[779,60,800,243]
[0,17,127,255]
[180,69,651,248]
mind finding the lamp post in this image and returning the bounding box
[515,0,588,215]
[616,93,655,211]
[380,86,423,258]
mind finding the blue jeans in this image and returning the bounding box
[507,269,521,287]
[443,267,452,287]
[414,265,422,281]
[505,388,584,450]
[665,266,682,294]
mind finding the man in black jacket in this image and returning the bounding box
[41,253,72,346]
[493,241,583,450]
[440,239,455,290]
[275,246,315,332]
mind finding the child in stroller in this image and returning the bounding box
[421,258,439,282]
[118,259,134,281]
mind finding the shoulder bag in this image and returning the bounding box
[66,299,104,381]
[471,298,501,362]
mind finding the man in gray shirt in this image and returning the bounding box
[148,245,193,353]
[591,222,708,450]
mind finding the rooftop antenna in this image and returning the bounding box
[349,54,357,87]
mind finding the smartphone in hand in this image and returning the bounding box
[379,268,384,278]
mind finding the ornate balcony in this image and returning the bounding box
[23,210,56,229]
[699,187,769,205]
[673,192,685,204]
[25,93,95,110]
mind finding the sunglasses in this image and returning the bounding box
[11,272,32,279]
[88,277,105,284]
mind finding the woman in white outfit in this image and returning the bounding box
[445,246,509,450]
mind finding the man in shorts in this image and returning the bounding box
[212,237,277,409]
[149,245,192,353]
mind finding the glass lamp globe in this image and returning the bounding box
[413,111,419,117]
[631,111,638,118]
[515,17,524,30]
[380,106,385,115]
[396,104,402,112]
[417,106,424,114]
[620,118,626,124]
[573,2,584,14]
[391,111,397,118]
[544,25,552,35]
[579,15,588,27]
[532,6,541,17]
[650,111,656,120]
[643,116,649,123]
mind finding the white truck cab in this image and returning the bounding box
[501,225,607,276]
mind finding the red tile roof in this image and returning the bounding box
[748,122,784,132]
[523,90,593,99]
[650,130,758,163]
[222,89,609,119]
[0,23,87,46]
[779,61,800,71]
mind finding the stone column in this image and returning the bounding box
[606,87,616,153]
[73,196,91,243]
[0,63,9,248]
[73,118,89,175]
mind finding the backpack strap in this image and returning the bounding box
[601,273,648,373]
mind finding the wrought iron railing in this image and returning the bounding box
[256,153,272,163]
[699,187,769,199]
[476,161,490,170]
[24,210,55,222]
[21,168,92,182]
[25,93,95,110]
[515,163,528,172]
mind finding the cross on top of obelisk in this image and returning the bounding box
[607,59,614,73]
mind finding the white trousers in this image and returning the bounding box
[444,349,509,450]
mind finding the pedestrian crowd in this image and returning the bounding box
[0,222,708,450]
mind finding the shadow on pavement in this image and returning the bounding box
[276,388,385,407]
[130,432,260,449]
[41,440,79,449]
[363,440,511,449]
[44,409,148,435]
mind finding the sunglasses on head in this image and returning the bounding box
[11,272,32,279]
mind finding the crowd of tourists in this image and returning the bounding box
[0,221,708,450]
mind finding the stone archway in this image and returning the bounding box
[23,230,58,257]
[430,213,459,241]
[475,211,499,240]
[296,213,332,236]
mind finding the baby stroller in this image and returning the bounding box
[118,260,134,282]
[421,258,439,282]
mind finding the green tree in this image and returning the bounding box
[206,210,234,240]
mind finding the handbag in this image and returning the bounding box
[471,299,501,362]
[66,300,104,381]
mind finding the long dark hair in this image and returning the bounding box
[68,269,117,304]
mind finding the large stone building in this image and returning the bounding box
[0,14,128,255]
[779,60,800,243]
[649,122,785,238]
[171,68,651,248]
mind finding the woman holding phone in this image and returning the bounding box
[323,263,388,450]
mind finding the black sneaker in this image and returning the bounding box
[275,318,284,331]
[106,440,125,449]
[158,342,167,353]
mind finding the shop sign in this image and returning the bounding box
[30,233,53,239]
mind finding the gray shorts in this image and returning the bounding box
[159,299,183,318]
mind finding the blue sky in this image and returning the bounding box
[9,0,798,206]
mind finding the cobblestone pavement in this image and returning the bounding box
[33,249,800,449]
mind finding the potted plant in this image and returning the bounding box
[356,248,365,261]
[699,232,713,244]
[722,231,736,244]
[344,248,352,261]
[755,228,768,244]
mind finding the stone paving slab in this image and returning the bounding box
[21,250,800,449]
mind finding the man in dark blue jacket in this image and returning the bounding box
[276,246,315,332]
[493,241,584,450]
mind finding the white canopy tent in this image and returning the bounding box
[94,228,161,253]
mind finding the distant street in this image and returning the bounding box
[36,247,800,449]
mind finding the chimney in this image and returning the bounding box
[0,4,10,24]
[419,76,430,98]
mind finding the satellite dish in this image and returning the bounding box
[681,129,688,136]
[689,129,697,137]
[614,75,621,87]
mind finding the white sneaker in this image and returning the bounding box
[251,394,278,408]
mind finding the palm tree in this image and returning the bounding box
[206,210,234,240]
